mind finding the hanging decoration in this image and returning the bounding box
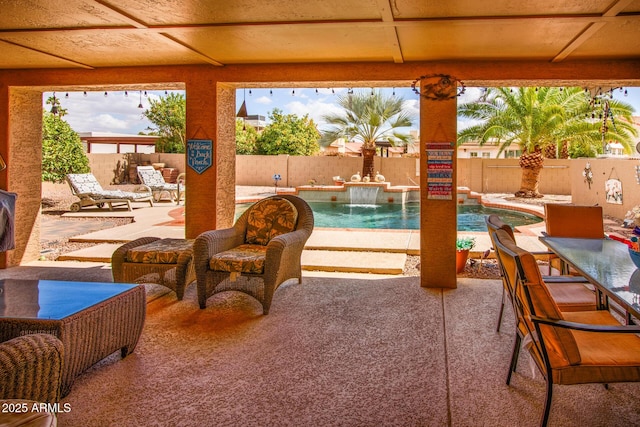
[605,168,623,204]
[582,162,593,189]
[411,74,466,100]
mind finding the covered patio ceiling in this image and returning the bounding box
[0,0,639,72]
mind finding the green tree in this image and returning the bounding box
[256,109,320,155]
[321,89,413,180]
[457,87,636,198]
[143,93,186,153]
[236,118,259,154]
[42,110,90,182]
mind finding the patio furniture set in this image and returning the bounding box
[1,194,313,423]
[487,204,640,427]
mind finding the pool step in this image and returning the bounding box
[301,250,407,275]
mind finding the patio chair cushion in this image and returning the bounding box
[209,244,267,274]
[125,238,194,264]
[245,197,298,245]
[495,229,581,367]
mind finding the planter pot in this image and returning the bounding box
[456,249,470,273]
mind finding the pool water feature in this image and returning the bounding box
[235,202,541,231]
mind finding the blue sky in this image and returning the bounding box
[44,86,640,135]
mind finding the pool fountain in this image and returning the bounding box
[349,185,379,205]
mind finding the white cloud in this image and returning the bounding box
[285,99,344,129]
[255,96,272,105]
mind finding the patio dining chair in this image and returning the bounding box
[492,228,640,427]
[66,173,154,211]
[136,165,185,204]
[543,204,605,274]
[194,195,314,314]
[486,215,594,333]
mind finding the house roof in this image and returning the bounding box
[0,1,638,70]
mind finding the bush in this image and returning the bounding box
[42,113,90,182]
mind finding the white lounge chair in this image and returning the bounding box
[136,165,185,204]
[66,173,154,211]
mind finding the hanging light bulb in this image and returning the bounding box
[144,91,148,97]
[292,89,295,96]
[104,91,108,97]
[124,91,128,97]
[270,89,273,96]
[392,87,396,96]
[83,91,88,97]
[65,93,69,98]
[249,90,252,96]
[138,91,144,109]
[50,92,58,115]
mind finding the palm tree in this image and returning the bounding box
[458,87,637,198]
[321,90,414,180]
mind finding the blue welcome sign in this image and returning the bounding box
[187,139,213,174]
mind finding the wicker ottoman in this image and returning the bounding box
[112,237,195,300]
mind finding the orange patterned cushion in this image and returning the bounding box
[245,198,298,245]
[126,238,193,264]
[210,244,267,274]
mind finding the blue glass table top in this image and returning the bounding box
[0,279,139,320]
[539,237,640,320]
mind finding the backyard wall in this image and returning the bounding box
[571,157,640,219]
[86,153,186,186]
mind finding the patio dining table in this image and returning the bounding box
[539,236,640,324]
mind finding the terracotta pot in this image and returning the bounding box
[456,249,469,274]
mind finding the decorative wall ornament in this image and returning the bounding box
[605,167,623,204]
[582,161,593,189]
[411,74,466,101]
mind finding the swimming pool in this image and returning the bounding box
[236,202,541,231]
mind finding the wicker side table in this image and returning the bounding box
[112,237,195,300]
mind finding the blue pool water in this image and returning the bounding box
[236,202,541,231]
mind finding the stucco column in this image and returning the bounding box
[1,88,43,266]
[215,84,236,229]
[184,79,236,238]
[419,96,458,288]
[184,79,218,238]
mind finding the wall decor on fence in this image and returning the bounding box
[605,168,623,204]
[426,142,453,200]
[187,139,213,174]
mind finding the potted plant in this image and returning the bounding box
[456,236,476,273]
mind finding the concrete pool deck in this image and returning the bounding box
[45,189,561,274]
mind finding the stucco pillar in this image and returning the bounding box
[185,79,218,238]
[419,96,458,288]
[215,84,236,229]
[184,79,236,238]
[1,88,43,266]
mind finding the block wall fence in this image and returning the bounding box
[86,153,640,219]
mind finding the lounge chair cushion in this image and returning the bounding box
[138,167,178,191]
[126,238,194,264]
[67,174,151,201]
[245,198,298,245]
[209,244,267,274]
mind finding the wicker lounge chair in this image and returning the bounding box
[66,173,154,211]
[194,195,314,314]
[137,165,185,204]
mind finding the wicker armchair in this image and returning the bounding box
[194,195,314,314]
[0,333,64,402]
